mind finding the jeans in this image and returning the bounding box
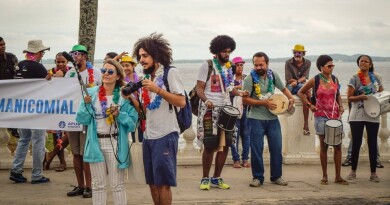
[248,118,283,183]
[11,129,46,180]
[230,109,250,162]
[286,83,304,95]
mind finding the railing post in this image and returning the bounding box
[178,124,201,165]
[378,113,390,160]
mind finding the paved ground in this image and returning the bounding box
[0,162,389,205]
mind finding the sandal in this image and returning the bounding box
[303,129,310,135]
[55,164,67,172]
[242,160,251,168]
[334,179,349,185]
[233,161,241,168]
[320,179,328,185]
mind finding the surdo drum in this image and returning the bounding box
[217,105,240,131]
[324,119,344,146]
[363,91,390,118]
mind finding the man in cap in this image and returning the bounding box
[285,44,311,135]
[9,40,51,184]
[64,44,101,198]
[230,56,251,168]
[0,36,21,138]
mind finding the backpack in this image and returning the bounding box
[163,66,192,134]
[188,60,214,116]
[310,74,340,105]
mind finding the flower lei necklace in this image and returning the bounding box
[213,58,233,89]
[86,62,94,87]
[142,70,164,110]
[125,72,139,83]
[98,85,120,124]
[250,69,274,99]
[357,69,376,94]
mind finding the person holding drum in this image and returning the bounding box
[285,44,312,135]
[298,54,348,186]
[242,52,294,187]
[196,35,247,190]
[346,54,384,183]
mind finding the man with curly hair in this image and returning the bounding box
[132,33,185,205]
[196,35,247,190]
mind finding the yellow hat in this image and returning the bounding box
[292,44,306,52]
[120,55,137,65]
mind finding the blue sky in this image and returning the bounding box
[1,0,389,60]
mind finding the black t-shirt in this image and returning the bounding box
[15,60,47,79]
[0,52,18,79]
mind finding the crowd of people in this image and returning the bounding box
[0,34,386,205]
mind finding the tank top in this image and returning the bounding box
[314,83,340,119]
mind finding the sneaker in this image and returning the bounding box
[342,158,352,166]
[31,176,50,184]
[9,171,27,183]
[199,177,210,190]
[376,160,384,168]
[249,178,263,187]
[370,174,380,183]
[272,178,288,186]
[347,171,356,180]
[211,177,230,189]
[83,187,92,198]
[67,186,85,196]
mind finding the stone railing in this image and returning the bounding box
[1,95,389,169]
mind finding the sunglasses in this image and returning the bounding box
[293,51,304,56]
[70,51,84,57]
[324,64,335,69]
[101,68,116,75]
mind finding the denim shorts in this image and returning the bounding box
[314,116,328,136]
[143,132,179,186]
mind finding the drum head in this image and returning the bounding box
[222,105,240,116]
[269,94,288,115]
[363,95,380,118]
[326,119,342,127]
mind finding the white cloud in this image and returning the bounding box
[1,0,390,60]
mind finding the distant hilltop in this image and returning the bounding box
[42,54,390,64]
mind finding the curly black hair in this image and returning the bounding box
[132,33,172,67]
[209,35,236,55]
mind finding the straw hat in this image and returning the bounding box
[292,44,306,52]
[23,40,50,53]
[120,55,137,65]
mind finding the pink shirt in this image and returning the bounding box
[314,83,340,119]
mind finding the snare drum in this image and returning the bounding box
[269,94,290,115]
[363,91,390,118]
[217,105,240,131]
[324,119,344,146]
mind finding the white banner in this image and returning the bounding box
[0,78,84,131]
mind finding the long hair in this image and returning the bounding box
[132,33,172,67]
[357,55,374,72]
[209,35,236,55]
[103,59,125,87]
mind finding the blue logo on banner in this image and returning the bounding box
[59,121,66,128]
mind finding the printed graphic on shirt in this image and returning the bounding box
[210,74,222,93]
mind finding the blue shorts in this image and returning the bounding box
[143,132,179,186]
[314,116,328,136]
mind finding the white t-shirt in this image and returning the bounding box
[94,95,118,134]
[348,73,383,123]
[65,67,102,86]
[196,60,231,106]
[141,67,184,139]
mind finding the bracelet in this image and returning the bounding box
[306,102,311,108]
[204,99,210,105]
